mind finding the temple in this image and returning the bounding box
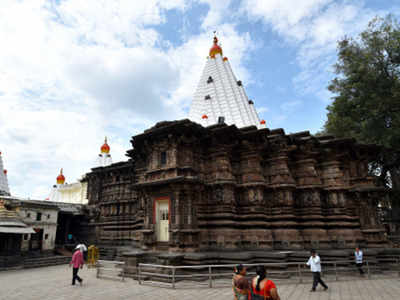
[84,37,387,253]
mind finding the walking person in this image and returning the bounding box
[306,250,328,292]
[250,265,280,300]
[355,247,364,275]
[232,264,250,300]
[70,246,84,286]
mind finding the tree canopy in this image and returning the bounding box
[324,15,400,190]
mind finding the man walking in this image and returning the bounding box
[70,246,84,286]
[306,250,328,292]
[355,247,364,275]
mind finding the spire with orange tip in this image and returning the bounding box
[101,137,110,154]
[56,168,65,185]
[209,34,223,58]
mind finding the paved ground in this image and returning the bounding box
[0,265,399,300]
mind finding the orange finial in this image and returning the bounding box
[57,168,65,185]
[260,120,266,125]
[209,33,223,58]
[101,136,110,154]
[202,114,208,119]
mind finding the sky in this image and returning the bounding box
[0,0,398,199]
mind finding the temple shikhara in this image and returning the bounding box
[84,36,387,253]
[0,152,10,196]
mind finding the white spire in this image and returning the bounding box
[189,36,262,128]
[0,152,10,195]
[96,137,112,167]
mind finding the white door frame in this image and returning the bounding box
[155,198,170,242]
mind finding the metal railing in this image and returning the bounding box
[137,257,400,289]
[96,260,125,281]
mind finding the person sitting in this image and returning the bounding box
[251,265,280,300]
[232,264,250,300]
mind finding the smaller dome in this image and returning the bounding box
[3,169,7,175]
[260,120,266,125]
[56,168,65,185]
[202,114,208,119]
[209,36,223,58]
[101,137,110,154]
[223,57,228,61]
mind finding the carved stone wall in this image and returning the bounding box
[86,120,388,251]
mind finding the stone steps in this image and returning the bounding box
[23,255,71,269]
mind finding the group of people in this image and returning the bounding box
[232,247,365,299]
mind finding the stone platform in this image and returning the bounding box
[1,264,400,300]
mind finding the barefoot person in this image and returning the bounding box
[306,250,328,292]
[232,264,250,300]
[251,265,280,300]
[70,246,84,286]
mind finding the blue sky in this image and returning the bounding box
[0,0,398,198]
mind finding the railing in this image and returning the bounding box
[137,257,400,289]
[96,260,125,281]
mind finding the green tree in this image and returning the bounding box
[325,15,400,190]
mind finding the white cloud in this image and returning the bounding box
[240,0,386,99]
[0,0,254,199]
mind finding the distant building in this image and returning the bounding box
[47,138,113,205]
[0,152,10,196]
[2,196,59,253]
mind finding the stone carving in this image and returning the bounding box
[85,119,387,251]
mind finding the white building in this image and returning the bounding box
[188,36,265,129]
[47,138,112,204]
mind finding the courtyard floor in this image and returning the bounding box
[0,265,400,300]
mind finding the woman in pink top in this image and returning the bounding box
[70,247,84,285]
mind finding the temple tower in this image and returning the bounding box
[0,152,10,196]
[189,36,264,128]
[97,137,112,167]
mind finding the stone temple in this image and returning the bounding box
[85,36,387,254]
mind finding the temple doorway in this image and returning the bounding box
[29,228,43,251]
[155,199,169,242]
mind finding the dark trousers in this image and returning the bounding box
[356,263,364,275]
[72,267,82,285]
[312,272,328,290]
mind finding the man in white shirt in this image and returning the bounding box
[306,250,328,292]
[355,247,364,275]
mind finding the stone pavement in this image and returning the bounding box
[0,265,399,300]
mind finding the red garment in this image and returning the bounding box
[70,250,84,268]
[251,278,276,299]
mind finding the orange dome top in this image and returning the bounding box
[3,169,7,175]
[202,114,208,119]
[260,120,266,125]
[101,137,110,154]
[209,36,223,58]
[56,168,65,185]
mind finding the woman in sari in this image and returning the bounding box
[232,264,250,300]
[251,265,280,300]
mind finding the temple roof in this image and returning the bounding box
[0,199,34,234]
[188,36,261,129]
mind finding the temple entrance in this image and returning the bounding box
[156,199,169,242]
[29,228,43,251]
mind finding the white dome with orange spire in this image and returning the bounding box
[97,137,112,167]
